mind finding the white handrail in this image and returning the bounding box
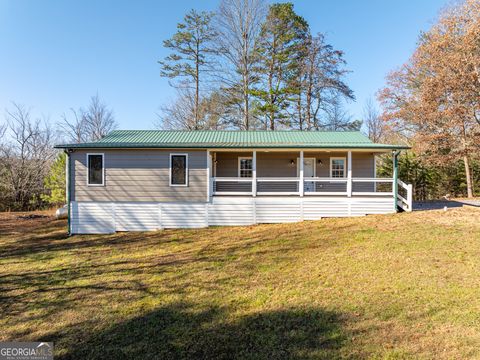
[308,177,348,182]
[352,178,394,183]
[213,177,253,182]
[214,177,394,182]
[257,177,300,182]
[397,179,408,188]
[211,177,403,201]
[397,179,413,212]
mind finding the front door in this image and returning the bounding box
[297,158,316,192]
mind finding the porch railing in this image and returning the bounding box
[397,179,413,212]
[211,177,397,197]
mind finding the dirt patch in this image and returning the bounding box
[0,210,57,235]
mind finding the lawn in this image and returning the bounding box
[1,207,480,359]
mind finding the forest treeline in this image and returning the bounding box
[156,1,357,132]
[156,0,479,199]
[0,0,478,211]
[0,96,117,211]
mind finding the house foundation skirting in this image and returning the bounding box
[70,196,395,234]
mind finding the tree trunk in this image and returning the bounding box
[269,109,274,130]
[297,93,303,130]
[243,30,249,130]
[268,66,274,130]
[195,60,200,130]
[243,70,249,130]
[305,83,312,129]
[463,155,474,198]
[268,36,276,131]
[244,93,249,130]
[194,36,200,130]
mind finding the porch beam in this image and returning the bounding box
[393,150,400,212]
[252,150,257,197]
[347,151,352,197]
[299,150,304,197]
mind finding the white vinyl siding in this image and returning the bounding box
[71,149,207,202]
[70,196,395,234]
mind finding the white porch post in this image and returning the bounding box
[207,150,212,200]
[393,151,399,212]
[347,151,352,197]
[252,150,257,197]
[299,150,304,197]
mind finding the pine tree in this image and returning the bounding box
[252,3,309,130]
[159,10,218,129]
[41,152,66,206]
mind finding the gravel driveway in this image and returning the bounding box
[413,199,480,211]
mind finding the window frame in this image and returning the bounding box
[169,153,189,187]
[86,153,105,187]
[330,157,346,178]
[237,156,253,178]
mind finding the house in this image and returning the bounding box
[54,130,412,234]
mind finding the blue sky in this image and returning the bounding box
[0,0,448,130]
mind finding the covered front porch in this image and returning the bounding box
[207,149,412,212]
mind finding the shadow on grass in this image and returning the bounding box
[54,302,347,360]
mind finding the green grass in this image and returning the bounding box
[1,207,480,359]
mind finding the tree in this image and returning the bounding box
[159,9,218,130]
[59,108,89,143]
[59,94,117,143]
[156,88,231,130]
[322,96,361,131]
[252,3,309,130]
[41,152,66,206]
[363,97,384,142]
[156,88,198,130]
[215,0,267,129]
[0,103,55,210]
[379,0,480,198]
[292,33,354,130]
[83,94,117,140]
[377,152,440,201]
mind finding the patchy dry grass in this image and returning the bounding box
[0,207,480,359]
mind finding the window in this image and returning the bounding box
[170,154,188,186]
[87,153,104,186]
[238,157,253,177]
[330,157,346,178]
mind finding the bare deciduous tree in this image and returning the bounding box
[83,94,116,140]
[363,97,384,142]
[215,0,267,129]
[156,88,231,130]
[59,94,117,143]
[0,103,55,210]
[303,34,354,130]
[322,96,361,131]
[156,88,198,130]
[59,108,88,144]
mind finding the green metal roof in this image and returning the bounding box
[54,130,409,150]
